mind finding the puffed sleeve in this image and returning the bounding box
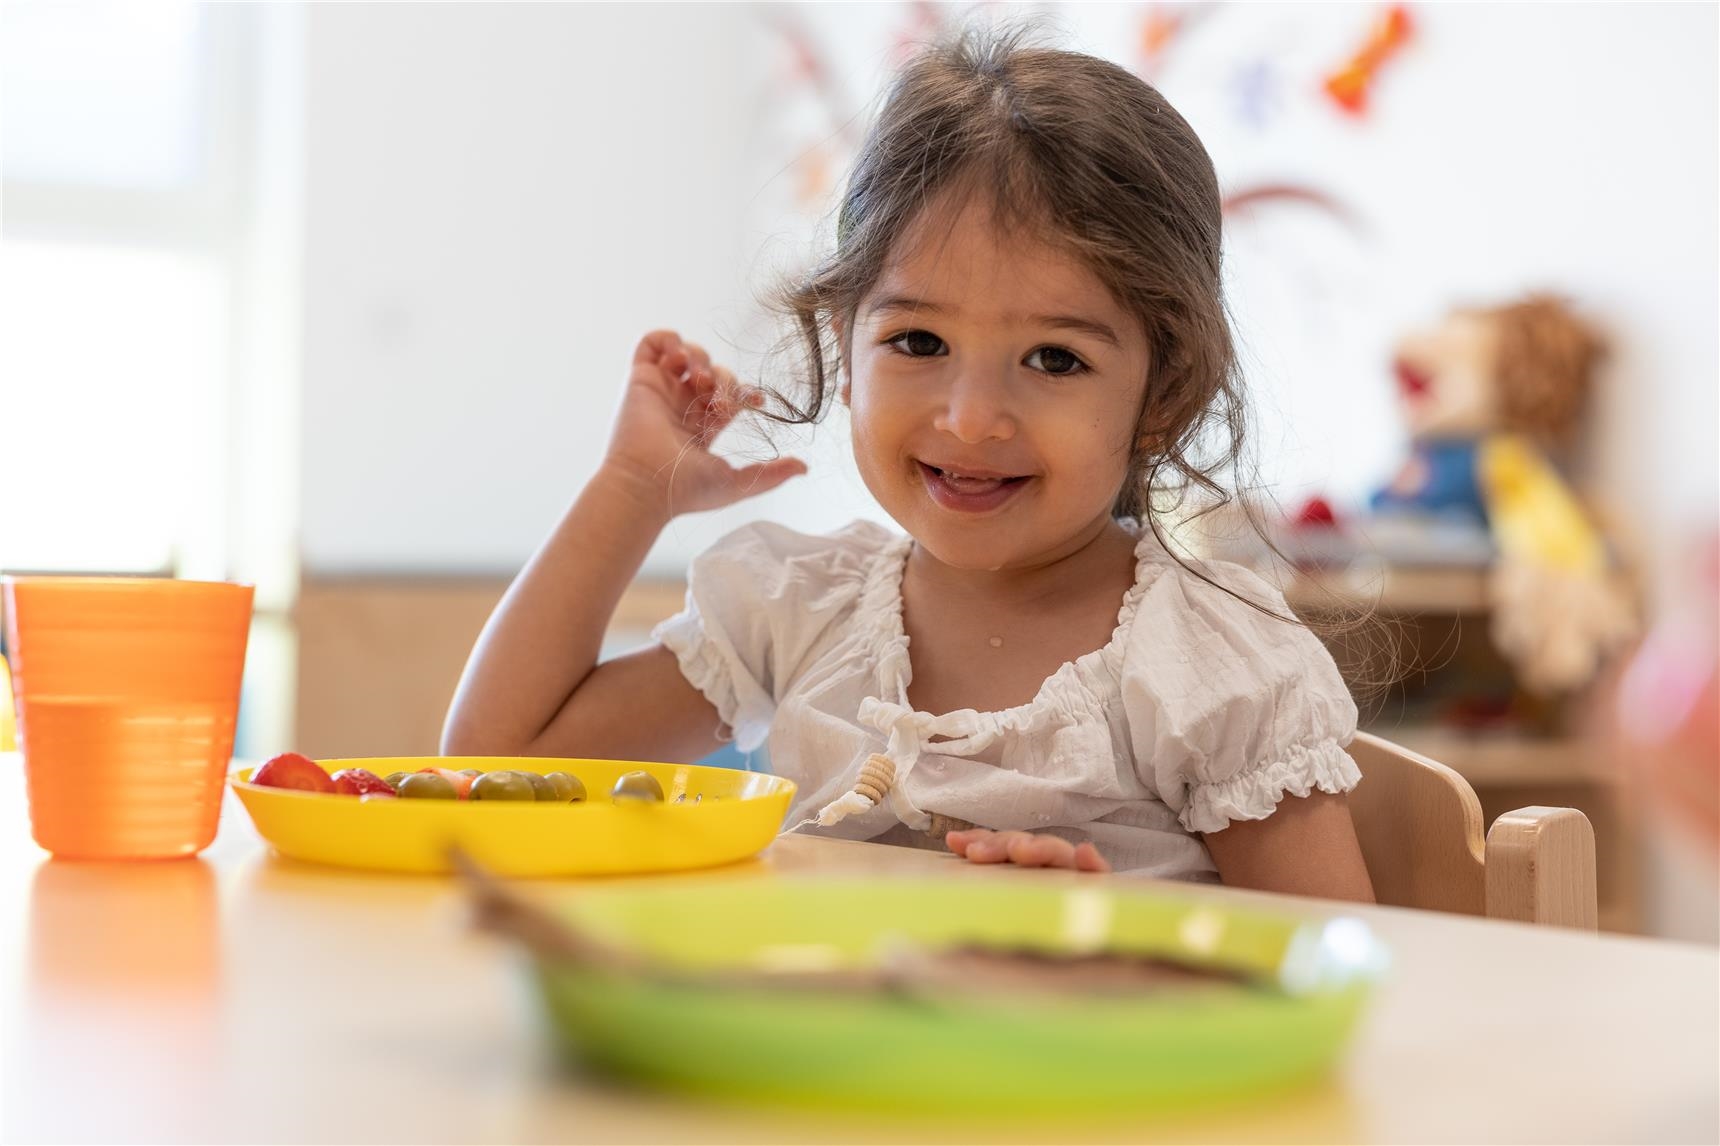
[650,520,881,751]
[1120,556,1361,834]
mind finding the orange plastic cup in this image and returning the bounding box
[3,577,253,860]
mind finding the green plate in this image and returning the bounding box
[525,878,1388,1116]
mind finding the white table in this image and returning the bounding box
[1,764,1714,1144]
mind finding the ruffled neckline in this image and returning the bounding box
[855,520,1167,742]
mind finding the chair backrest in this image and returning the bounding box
[1346,731,1598,929]
[1347,732,1489,915]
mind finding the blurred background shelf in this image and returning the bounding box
[1388,730,1619,787]
[1286,557,1646,934]
[1284,564,1493,615]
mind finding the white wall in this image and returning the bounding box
[301,3,1717,594]
[299,3,785,575]
[753,2,1719,600]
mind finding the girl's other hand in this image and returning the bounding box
[946,829,1112,873]
[602,329,806,518]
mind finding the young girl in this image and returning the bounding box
[444,33,1375,902]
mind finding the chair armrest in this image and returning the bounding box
[1485,806,1599,930]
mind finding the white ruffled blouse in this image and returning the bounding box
[652,519,1360,880]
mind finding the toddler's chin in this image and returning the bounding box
[897,522,1035,573]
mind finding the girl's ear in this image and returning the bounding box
[833,316,852,405]
[1133,398,1169,457]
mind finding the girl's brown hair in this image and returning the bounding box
[760,27,1399,694]
[753,26,1396,695]
[765,27,1242,526]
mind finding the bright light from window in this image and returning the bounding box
[1,0,206,188]
[0,239,225,572]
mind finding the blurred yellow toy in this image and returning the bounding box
[1479,434,1635,692]
[1372,294,1635,692]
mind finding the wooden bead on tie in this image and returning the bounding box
[857,753,896,792]
[806,753,902,829]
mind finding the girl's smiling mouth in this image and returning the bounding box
[917,460,1034,513]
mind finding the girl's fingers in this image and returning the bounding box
[948,828,994,860]
[947,828,1109,872]
[633,329,683,365]
[705,364,733,401]
[1073,842,1113,873]
[960,830,1026,864]
[680,365,722,406]
[628,332,721,395]
[945,828,984,855]
[676,369,721,434]
[722,456,807,499]
[1006,833,1076,868]
[697,367,749,434]
[663,351,693,384]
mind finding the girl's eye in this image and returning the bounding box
[1025,345,1088,376]
[885,330,947,358]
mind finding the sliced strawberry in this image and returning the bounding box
[253,753,336,794]
[331,768,396,798]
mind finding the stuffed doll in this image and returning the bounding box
[1369,294,1635,693]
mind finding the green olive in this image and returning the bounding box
[611,770,665,803]
[397,772,457,799]
[469,771,537,802]
[457,768,482,779]
[545,772,585,803]
[524,772,557,801]
[383,771,409,791]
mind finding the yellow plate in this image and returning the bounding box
[229,757,796,877]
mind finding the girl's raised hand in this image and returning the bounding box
[945,829,1112,873]
[602,329,806,518]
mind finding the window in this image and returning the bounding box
[2,2,301,754]
[1,1,244,577]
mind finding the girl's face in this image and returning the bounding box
[844,196,1153,572]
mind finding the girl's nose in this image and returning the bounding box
[932,371,1017,444]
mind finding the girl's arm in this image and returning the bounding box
[441,331,804,762]
[1200,790,1377,903]
[441,467,716,762]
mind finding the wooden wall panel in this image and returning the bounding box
[293,577,686,759]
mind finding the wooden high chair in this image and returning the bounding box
[1346,731,1599,930]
